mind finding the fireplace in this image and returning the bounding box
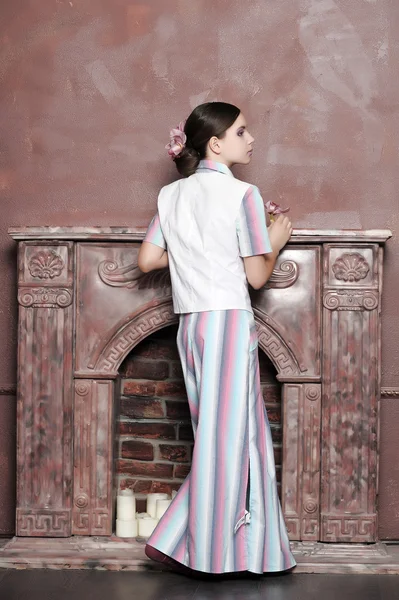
[115,327,283,506]
[9,226,391,544]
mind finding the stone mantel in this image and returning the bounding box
[8,225,392,544]
[9,226,392,243]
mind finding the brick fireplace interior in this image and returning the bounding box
[116,326,282,514]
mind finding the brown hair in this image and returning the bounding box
[173,102,240,177]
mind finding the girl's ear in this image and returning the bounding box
[208,136,221,155]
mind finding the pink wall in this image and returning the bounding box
[0,0,398,537]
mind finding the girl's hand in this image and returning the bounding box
[268,215,293,252]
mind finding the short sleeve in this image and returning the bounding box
[236,186,272,257]
[143,212,167,250]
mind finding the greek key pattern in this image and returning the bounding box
[17,509,71,537]
[285,517,300,538]
[18,287,73,308]
[91,510,111,534]
[93,304,178,373]
[321,515,377,542]
[323,290,378,311]
[73,511,90,533]
[256,321,305,376]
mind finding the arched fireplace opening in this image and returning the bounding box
[115,325,283,517]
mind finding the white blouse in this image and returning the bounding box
[143,160,272,314]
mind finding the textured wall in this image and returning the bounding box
[0,0,398,537]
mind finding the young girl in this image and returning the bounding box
[138,102,295,576]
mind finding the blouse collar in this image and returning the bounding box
[196,160,234,177]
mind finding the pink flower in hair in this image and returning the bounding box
[264,200,290,221]
[165,120,187,158]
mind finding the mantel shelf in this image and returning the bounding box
[8,226,392,244]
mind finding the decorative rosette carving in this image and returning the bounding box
[28,250,64,279]
[75,382,90,396]
[74,494,89,509]
[304,500,318,514]
[306,386,321,402]
[332,253,370,282]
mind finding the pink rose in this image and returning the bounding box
[264,200,290,221]
[165,121,187,158]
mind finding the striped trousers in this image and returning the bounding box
[147,309,296,574]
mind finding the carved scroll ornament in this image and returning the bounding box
[323,290,378,311]
[98,259,299,290]
[18,287,72,308]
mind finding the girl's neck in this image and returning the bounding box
[204,154,233,169]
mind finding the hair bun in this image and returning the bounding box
[174,145,200,177]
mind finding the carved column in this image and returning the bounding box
[282,383,321,541]
[72,379,115,535]
[321,246,381,542]
[16,242,74,536]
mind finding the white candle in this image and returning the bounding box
[172,490,177,499]
[116,518,138,538]
[136,512,150,519]
[117,489,136,520]
[138,516,159,538]
[146,493,169,518]
[156,498,172,519]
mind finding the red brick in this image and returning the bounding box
[277,482,281,499]
[116,460,173,479]
[123,381,156,397]
[170,362,184,378]
[119,422,176,439]
[121,440,154,461]
[174,465,191,479]
[159,444,190,463]
[120,478,182,498]
[270,426,282,444]
[262,385,281,404]
[273,445,282,466]
[122,360,169,380]
[171,482,182,493]
[178,424,194,441]
[120,478,153,494]
[150,481,174,495]
[166,401,191,420]
[120,398,165,419]
[265,404,281,424]
[156,381,187,398]
[129,339,179,360]
[258,352,277,383]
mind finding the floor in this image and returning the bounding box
[0,569,398,600]
[2,536,399,574]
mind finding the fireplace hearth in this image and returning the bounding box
[8,226,391,545]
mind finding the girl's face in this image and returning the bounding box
[207,113,255,167]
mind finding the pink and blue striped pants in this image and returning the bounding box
[147,309,296,574]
